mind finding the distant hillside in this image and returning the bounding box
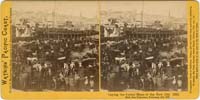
[12,10,98,25]
[100,10,186,24]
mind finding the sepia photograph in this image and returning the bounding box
[100,1,188,91]
[10,0,189,93]
[11,1,100,92]
[1,0,199,99]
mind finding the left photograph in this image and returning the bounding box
[11,1,100,92]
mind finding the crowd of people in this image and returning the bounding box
[12,36,99,91]
[101,34,187,91]
[12,25,188,92]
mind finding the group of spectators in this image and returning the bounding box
[12,26,188,92]
[12,36,99,91]
[101,35,187,91]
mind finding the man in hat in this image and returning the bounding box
[32,60,42,90]
[77,62,85,91]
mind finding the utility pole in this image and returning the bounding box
[141,0,144,28]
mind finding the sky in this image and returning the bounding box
[12,1,99,18]
[12,1,187,18]
[100,1,187,18]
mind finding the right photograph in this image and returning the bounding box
[100,1,188,91]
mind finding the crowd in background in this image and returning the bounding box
[101,35,187,91]
[12,37,99,91]
[12,27,188,92]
